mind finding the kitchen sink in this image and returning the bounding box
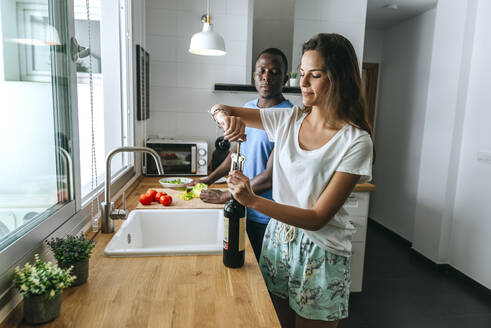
[104,209,224,257]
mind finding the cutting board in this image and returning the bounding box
[136,188,225,209]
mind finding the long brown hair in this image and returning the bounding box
[302,33,375,159]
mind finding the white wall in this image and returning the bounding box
[369,9,436,241]
[449,0,491,288]
[252,0,295,75]
[368,0,491,288]
[292,0,367,71]
[362,28,383,131]
[363,28,383,63]
[411,0,472,263]
[128,0,305,174]
[144,0,255,151]
[143,0,367,156]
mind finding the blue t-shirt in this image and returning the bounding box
[242,98,294,224]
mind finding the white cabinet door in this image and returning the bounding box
[344,191,370,292]
[350,216,367,242]
[349,241,366,292]
[343,192,370,217]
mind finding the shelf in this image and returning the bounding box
[214,83,301,94]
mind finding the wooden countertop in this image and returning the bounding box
[2,178,374,327]
[142,177,375,192]
[213,181,375,192]
[2,177,280,328]
[353,182,376,192]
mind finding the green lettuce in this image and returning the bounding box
[179,183,208,201]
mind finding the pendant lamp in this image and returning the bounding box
[189,0,226,56]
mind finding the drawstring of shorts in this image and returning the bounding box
[276,223,296,260]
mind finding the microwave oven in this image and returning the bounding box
[144,138,208,176]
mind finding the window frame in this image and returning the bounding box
[0,0,79,290]
[0,0,136,310]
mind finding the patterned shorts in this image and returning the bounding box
[259,219,350,321]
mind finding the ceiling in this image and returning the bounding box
[366,0,438,29]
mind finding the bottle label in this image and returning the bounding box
[223,217,229,250]
[238,217,246,252]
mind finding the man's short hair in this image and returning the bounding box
[256,48,288,74]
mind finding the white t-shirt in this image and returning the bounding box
[259,106,373,257]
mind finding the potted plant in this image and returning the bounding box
[289,72,299,87]
[13,254,75,324]
[46,234,95,286]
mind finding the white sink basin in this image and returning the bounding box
[104,209,224,257]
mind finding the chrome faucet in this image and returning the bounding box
[100,146,164,233]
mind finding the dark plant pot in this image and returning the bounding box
[61,258,89,286]
[23,294,61,325]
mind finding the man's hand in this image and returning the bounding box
[187,179,208,187]
[200,189,231,204]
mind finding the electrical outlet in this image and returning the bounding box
[477,151,491,164]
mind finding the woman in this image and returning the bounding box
[210,33,374,328]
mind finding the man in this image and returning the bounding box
[199,48,293,260]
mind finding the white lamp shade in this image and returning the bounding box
[189,22,226,56]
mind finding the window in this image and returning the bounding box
[74,0,133,200]
[74,0,105,199]
[0,0,74,250]
[0,0,134,285]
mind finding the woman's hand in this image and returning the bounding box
[227,170,256,206]
[210,104,246,142]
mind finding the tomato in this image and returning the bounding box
[160,194,172,206]
[143,193,154,205]
[139,193,152,205]
[154,192,164,202]
[146,189,157,200]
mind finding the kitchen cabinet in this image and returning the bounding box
[343,189,374,292]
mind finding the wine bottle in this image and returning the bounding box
[223,139,246,268]
[223,196,246,268]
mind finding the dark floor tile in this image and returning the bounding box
[433,291,491,316]
[339,310,368,328]
[347,220,491,327]
[438,313,491,328]
[396,314,491,328]
[394,317,452,328]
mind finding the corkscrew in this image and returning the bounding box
[230,137,246,173]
